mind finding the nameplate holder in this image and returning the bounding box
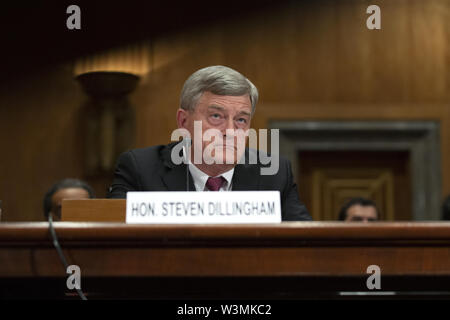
[126,191,281,224]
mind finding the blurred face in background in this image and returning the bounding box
[345,204,378,222]
[50,188,90,221]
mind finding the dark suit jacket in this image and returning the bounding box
[108,142,312,221]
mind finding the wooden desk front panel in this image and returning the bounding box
[1,222,450,277]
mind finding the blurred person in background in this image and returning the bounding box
[43,178,95,221]
[338,197,379,222]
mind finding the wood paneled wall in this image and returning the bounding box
[0,65,86,221]
[1,0,450,221]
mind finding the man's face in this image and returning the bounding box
[177,91,252,165]
[51,187,90,221]
[345,204,378,222]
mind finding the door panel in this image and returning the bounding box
[298,151,411,221]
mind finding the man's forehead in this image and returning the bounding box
[207,105,251,115]
[52,188,89,202]
[348,205,377,216]
[198,92,251,107]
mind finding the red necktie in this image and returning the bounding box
[206,176,226,191]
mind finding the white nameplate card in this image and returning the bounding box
[126,191,281,224]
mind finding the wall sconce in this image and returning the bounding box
[76,71,140,175]
[74,42,150,175]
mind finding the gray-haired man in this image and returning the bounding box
[108,66,311,221]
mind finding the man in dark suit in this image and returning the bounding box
[108,65,311,221]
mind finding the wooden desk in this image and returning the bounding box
[1,222,450,299]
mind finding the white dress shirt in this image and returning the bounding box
[182,145,234,191]
[188,162,234,191]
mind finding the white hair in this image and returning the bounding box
[180,65,259,114]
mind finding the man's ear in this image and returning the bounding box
[176,108,189,129]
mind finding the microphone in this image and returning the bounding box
[48,213,87,300]
[182,137,192,191]
[182,137,191,164]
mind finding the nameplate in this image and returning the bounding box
[126,191,281,224]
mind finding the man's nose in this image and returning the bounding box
[223,118,236,135]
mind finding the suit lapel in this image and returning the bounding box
[162,164,196,191]
[232,163,260,191]
[232,148,261,191]
[160,142,196,191]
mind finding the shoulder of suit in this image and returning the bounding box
[127,144,167,156]
[124,142,178,165]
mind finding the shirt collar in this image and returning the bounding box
[183,145,234,191]
[188,162,234,191]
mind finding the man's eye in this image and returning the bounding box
[211,114,221,119]
[237,118,247,123]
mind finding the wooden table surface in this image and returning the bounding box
[1,221,450,277]
[2,222,450,299]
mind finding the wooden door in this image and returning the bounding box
[298,151,411,221]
